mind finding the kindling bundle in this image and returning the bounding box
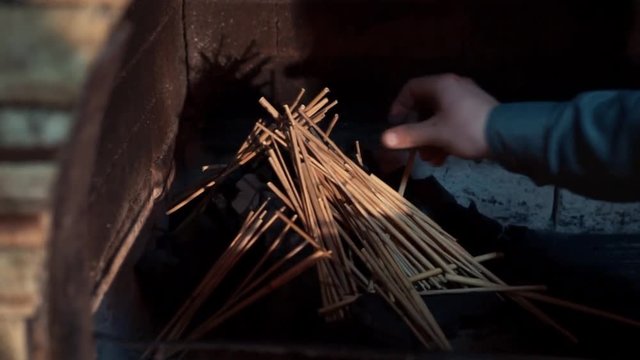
[157,88,639,354]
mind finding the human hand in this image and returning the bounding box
[382,74,499,165]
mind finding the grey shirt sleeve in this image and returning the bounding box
[486,90,640,202]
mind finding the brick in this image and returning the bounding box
[0,249,43,317]
[0,5,121,106]
[0,319,27,360]
[0,214,49,248]
[23,0,129,6]
[0,162,57,215]
[0,109,72,149]
[0,83,77,110]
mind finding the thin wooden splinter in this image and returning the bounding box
[259,97,281,120]
[355,141,364,167]
[326,114,339,135]
[290,88,306,110]
[306,87,330,110]
[167,188,205,215]
[518,292,640,328]
[398,150,417,197]
[318,295,361,315]
[409,253,502,283]
[421,285,547,296]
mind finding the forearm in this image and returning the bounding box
[486,91,640,201]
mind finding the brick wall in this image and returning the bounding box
[0,1,128,358]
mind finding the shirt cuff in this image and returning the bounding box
[485,102,562,177]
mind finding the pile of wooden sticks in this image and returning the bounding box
[160,88,640,353]
[146,203,330,358]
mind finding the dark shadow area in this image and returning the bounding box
[287,0,638,123]
[174,38,270,175]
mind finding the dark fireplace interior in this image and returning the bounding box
[83,1,640,359]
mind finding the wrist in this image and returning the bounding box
[473,102,498,159]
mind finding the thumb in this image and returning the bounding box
[381,119,443,150]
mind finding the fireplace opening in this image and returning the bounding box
[80,1,640,359]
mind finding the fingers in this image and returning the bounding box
[381,119,443,150]
[389,82,417,121]
[388,74,462,121]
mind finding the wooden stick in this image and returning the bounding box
[146,209,271,357]
[512,296,578,343]
[306,87,330,110]
[266,182,295,210]
[275,211,323,251]
[518,292,640,328]
[187,250,330,341]
[420,285,547,296]
[444,274,503,288]
[255,122,287,145]
[326,114,339,135]
[355,141,364,167]
[224,240,309,307]
[167,188,205,215]
[267,146,304,216]
[290,88,306,110]
[360,249,450,350]
[201,164,225,172]
[409,253,502,283]
[259,97,280,120]
[290,124,352,297]
[398,150,416,197]
[305,98,329,117]
[225,214,298,304]
[318,295,361,315]
[311,100,338,124]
